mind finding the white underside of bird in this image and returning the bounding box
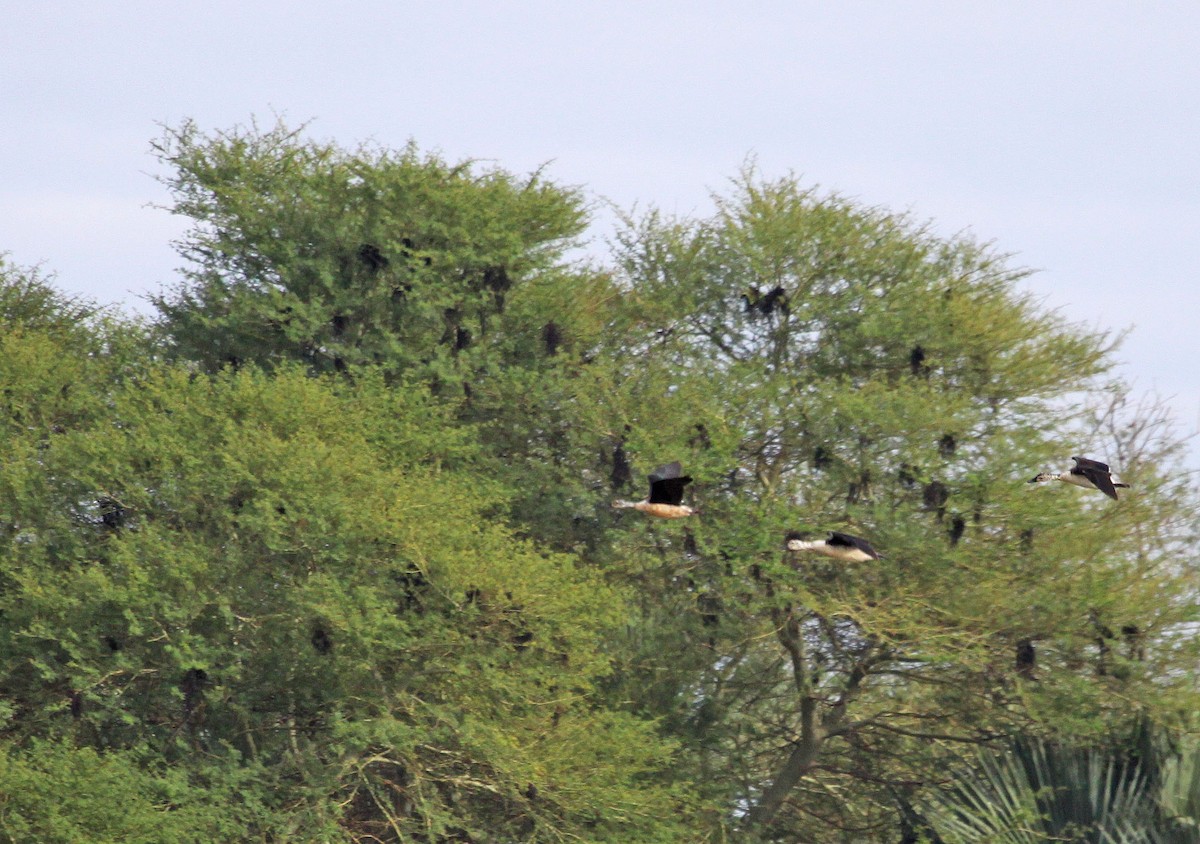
[786,537,876,563]
[611,500,696,519]
[1056,473,1105,491]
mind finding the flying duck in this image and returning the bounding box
[612,461,696,518]
[1028,456,1129,501]
[785,530,881,563]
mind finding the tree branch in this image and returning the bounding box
[840,716,1002,745]
[743,641,882,833]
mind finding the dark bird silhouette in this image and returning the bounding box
[785,530,881,563]
[1029,456,1129,501]
[542,321,562,355]
[181,668,208,718]
[610,438,633,492]
[923,480,949,520]
[356,243,389,273]
[938,433,957,458]
[1016,638,1036,679]
[742,285,788,318]
[909,345,928,377]
[812,445,832,470]
[612,461,696,518]
[948,515,965,546]
[311,627,332,655]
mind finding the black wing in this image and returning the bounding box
[647,462,692,505]
[1072,456,1111,473]
[1071,457,1119,500]
[827,531,880,559]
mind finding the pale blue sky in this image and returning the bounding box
[3,3,1198,459]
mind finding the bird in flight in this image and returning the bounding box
[1028,456,1129,501]
[612,461,696,518]
[785,530,881,563]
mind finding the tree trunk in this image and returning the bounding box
[741,727,824,829]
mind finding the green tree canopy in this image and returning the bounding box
[575,171,1200,839]
[3,126,1197,842]
[148,120,640,556]
[0,260,694,840]
[151,119,590,388]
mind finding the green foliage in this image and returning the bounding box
[150,118,588,386]
[0,738,258,843]
[4,128,1199,842]
[586,168,1200,839]
[919,735,1200,843]
[1162,738,1200,835]
[0,274,695,839]
[0,256,96,336]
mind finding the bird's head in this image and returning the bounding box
[784,530,812,550]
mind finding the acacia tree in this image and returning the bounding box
[151,119,588,387]
[137,120,1199,840]
[0,263,697,841]
[589,172,1200,839]
[148,120,625,554]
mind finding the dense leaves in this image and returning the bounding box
[0,264,691,841]
[1,125,1197,841]
[151,119,588,388]
[591,172,1200,839]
